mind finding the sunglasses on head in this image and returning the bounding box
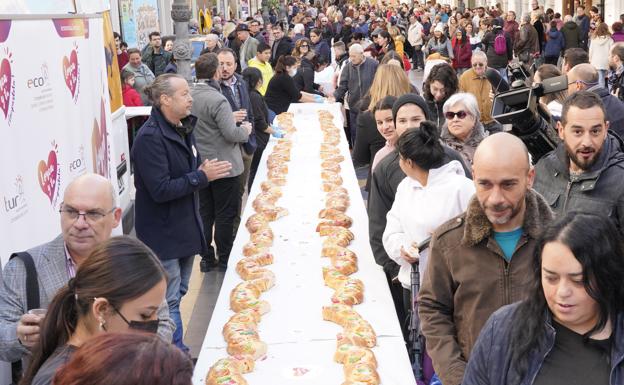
[445,110,469,120]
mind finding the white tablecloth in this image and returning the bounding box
[192,103,415,385]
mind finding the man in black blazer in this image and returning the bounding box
[270,22,293,67]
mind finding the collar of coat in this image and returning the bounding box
[461,189,553,246]
[440,120,487,149]
[151,106,197,137]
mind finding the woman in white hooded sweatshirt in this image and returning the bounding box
[383,121,475,316]
[589,23,614,88]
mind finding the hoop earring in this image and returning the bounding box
[99,317,107,331]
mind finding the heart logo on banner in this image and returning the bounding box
[0,58,11,118]
[38,151,58,204]
[62,50,78,98]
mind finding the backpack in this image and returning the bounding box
[494,32,507,55]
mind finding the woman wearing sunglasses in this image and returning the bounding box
[440,92,487,165]
[291,37,311,61]
[21,236,168,385]
[463,212,624,385]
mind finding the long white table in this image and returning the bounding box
[192,103,415,385]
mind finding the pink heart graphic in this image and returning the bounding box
[38,151,58,204]
[0,58,11,118]
[62,50,78,97]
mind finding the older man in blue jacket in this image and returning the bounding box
[132,73,232,352]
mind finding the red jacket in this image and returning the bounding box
[451,37,472,69]
[122,84,143,107]
[117,51,129,72]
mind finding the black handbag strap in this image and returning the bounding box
[9,252,40,384]
[9,252,40,310]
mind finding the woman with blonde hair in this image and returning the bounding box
[292,37,312,60]
[352,64,415,191]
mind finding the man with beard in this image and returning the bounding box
[419,133,553,385]
[574,5,590,50]
[141,32,172,77]
[534,91,624,234]
[610,43,624,102]
[566,63,624,138]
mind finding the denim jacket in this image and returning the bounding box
[463,302,624,385]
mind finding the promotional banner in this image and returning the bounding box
[0,0,75,14]
[119,0,161,50]
[0,16,118,267]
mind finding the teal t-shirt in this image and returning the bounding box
[493,228,523,262]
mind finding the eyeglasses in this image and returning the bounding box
[568,79,598,87]
[472,62,485,67]
[444,110,470,120]
[300,44,309,48]
[59,206,116,223]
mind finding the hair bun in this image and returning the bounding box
[418,120,440,144]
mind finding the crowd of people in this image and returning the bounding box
[1,0,624,385]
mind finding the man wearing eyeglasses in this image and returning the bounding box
[249,20,268,45]
[459,51,502,134]
[270,23,293,67]
[0,173,175,364]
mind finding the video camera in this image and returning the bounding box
[487,63,567,163]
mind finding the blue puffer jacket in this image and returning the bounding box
[544,28,566,58]
[463,302,624,385]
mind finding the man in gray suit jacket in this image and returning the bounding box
[236,23,259,72]
[191,53,252,272]
[0,174,175,363]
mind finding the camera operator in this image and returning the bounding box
[533,64,568,121]
[533,91,624,235]
[567,63,624,138]
[562,47,589,73]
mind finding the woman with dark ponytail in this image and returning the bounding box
[22,236,167,385]
[264,55,319,115]
[382,121,475,319]
[464,212,624,385]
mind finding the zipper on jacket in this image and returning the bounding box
[610,349,624,385]
[503,260,510,304]
[562,180,573,211]
[529,344,555,384]
[357,66,362,100]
